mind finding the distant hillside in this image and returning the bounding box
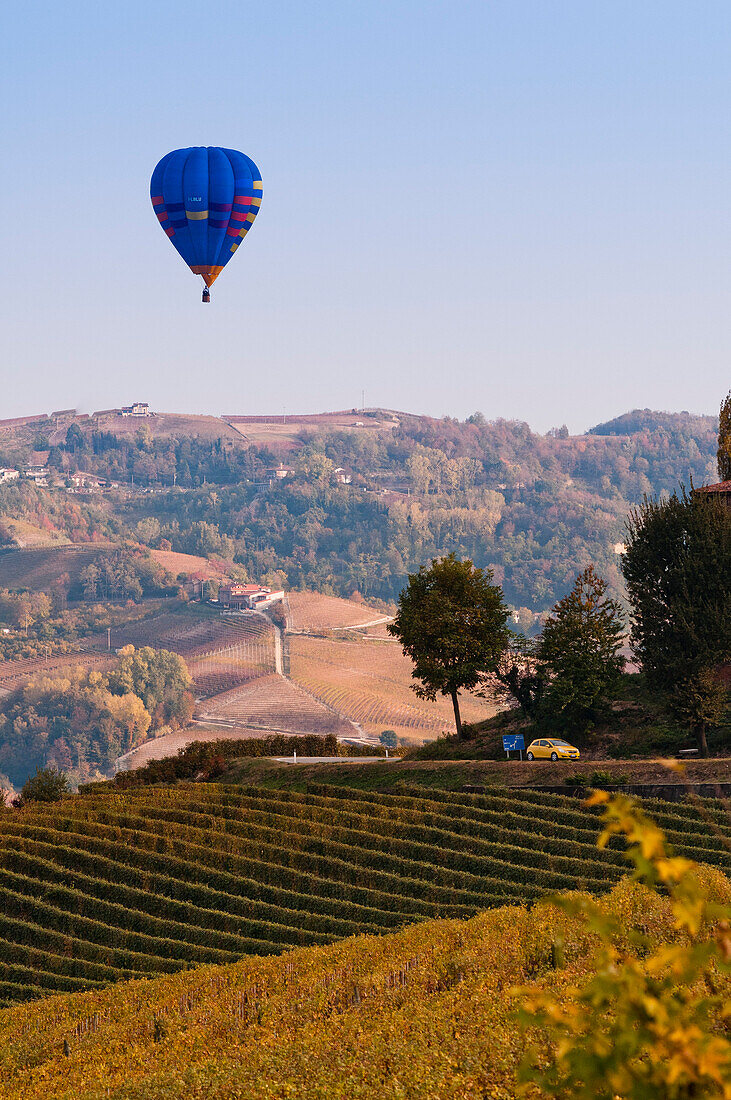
[588,408,717,436]
[0,405,720,613]
[0,781,729,1009]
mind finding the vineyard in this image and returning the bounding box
[1,862,728,1100]
[0,652,113,697]
[286,591,389,632]
[114,611,277,699]
[289,634,490,741]
[0,782,729,1009]
[196,674,354,735]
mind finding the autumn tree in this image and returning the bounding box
[388,553,510,738]
[718,390,731,481]
[622,487,731,755]
[108,645,194,729]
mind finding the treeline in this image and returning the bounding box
[0,646,194,786]
[54,425,267,488]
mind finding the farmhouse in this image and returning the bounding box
[24,452,49,484]
[694,481,731,511]
[121,402,153,418]
[66,473,107,494]
[219,582,285,611]
[0,468,19,483]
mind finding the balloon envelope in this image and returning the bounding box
[150,147,262,287]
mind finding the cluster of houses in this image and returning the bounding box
[0,452,116,495]
[217,582,285,611]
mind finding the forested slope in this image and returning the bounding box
[0,407,718,613]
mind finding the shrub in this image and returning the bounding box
[19,768,71,804]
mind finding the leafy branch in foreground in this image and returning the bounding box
[517,788,731,1099]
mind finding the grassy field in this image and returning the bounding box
[222,754,731,791]
[0,780,728,1010]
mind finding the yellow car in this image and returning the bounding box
[525,738,580,762]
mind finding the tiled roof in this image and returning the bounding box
[694,481,731,493]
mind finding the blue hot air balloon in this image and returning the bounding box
[150,147,262,302]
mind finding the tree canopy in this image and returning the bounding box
[537,565,625,734]
[622,487,731,754]
[388,553,510,737]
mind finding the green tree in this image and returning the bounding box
[537,566,625,733]
[495,632,545,719]
[718,390,731,481]
[20,766,71,803]
[388,553,510,738]
[622,488,731,755]
[669,670,728,759]
[379,730,398,749]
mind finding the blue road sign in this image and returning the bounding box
[502,735,525,752]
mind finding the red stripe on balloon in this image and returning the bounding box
[226,227,240,237]
[157,211,169,222]
[234,196,251,204]
[165,227,175,237]
[151,195,164,205]
[230,212,247,222]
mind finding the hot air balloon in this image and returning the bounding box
[150,147,262,302]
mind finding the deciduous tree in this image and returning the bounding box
[388,553,510,738]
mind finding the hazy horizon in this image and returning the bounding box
[4,2,731,433]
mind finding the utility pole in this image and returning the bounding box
[107,627,111,652]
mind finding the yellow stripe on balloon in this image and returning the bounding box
[186,210,209,220]
[253,181,263,190]
[238,226,249,237]
[251,197,262,207]
[245,213,256,223]
[230,242,239,253]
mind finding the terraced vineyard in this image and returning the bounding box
[196,674,353,735]
[0,782,729,1007]
[0,652,113,697]
[289,635,490,741]
[114,612,276,698]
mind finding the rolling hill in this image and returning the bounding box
[0,804,729,1099]
[0,781,729,1009]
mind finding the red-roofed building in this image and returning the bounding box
[693,481,731,510]
[219,582,285,610]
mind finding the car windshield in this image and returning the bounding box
[550,740,570,747]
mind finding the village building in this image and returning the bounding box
[218,582,285,611]
[66,473,108,494]
[24,451,49,484]
[0,468,19,483]
[121,402,153,418]
[693,481,731,511]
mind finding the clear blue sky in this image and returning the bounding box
[3,1,731,431]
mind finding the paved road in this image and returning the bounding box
[272,756,393,764]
